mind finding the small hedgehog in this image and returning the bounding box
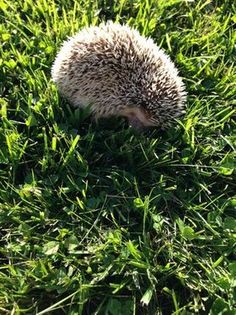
[52,21,186,129]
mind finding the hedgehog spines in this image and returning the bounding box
[52,21,187,129]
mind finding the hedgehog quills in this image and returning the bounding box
[52,21,187,129]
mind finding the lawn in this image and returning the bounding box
[0,0,235,314]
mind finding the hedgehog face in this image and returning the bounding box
[120,107,157,129]
[140,88,187,128]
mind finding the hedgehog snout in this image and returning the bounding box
[120,107,157,129]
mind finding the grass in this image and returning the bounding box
[0,0,235,314]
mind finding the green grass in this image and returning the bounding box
[0,0,235,314]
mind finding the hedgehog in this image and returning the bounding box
[51,21,187,129]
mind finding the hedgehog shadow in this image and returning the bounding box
[62,103,167,139]
[59,104,179,176]
[58,103,187,230]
